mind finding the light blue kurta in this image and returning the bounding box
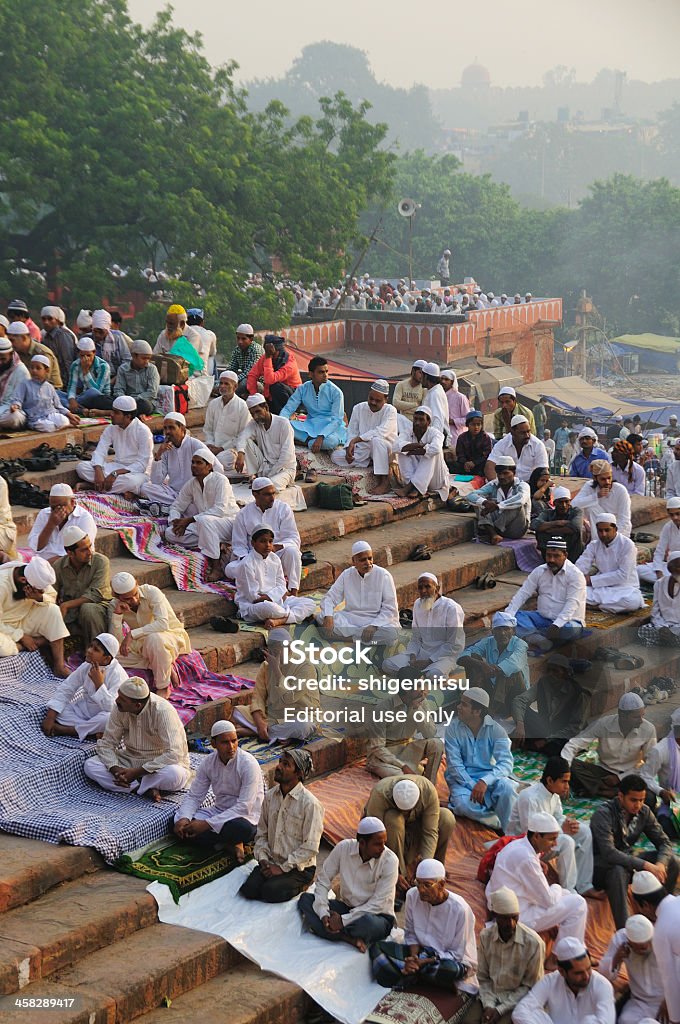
[280,379,347,449]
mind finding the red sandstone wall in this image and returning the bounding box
[281,320,346,352]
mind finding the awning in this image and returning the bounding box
[610,333,680,354]
[516,376,666,420]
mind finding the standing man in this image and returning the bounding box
[203,370,251,472]
[420,362,450,440]
[569,426,611,477]
[439,370,470,448]
[533,396,548,439]
[393,361,425,424]
[436,249,451,286]
[227,324,264,398]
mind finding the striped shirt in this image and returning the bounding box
[66,356,111,400]
[228,341,264,385]
[96,692,191,774]
[254,782,324,870]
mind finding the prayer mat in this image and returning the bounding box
[237,735,307,766]
[294,449,423,509]
[115,836,253,904]
[366,988,475,1024]
[585,600,651,629]
[499,536,544,573]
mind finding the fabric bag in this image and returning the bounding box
[168,335,204,376]
[152,353,189,385]
[316,481,354,511]
[173,383,189,415]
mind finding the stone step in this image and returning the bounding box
[0,836,102,915]
[0,874,156,995]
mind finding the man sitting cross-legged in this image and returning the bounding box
[233,528,316,628]
[0,556,70,677]
[391,406,450,501]
[298,815,399,953]
[108,570,191,699]
[53,525,111,648]
[575,512,645,614]
[84,675,192,802]
[239,749,324,903]
[225,477,303,594]
[75,396,153,496]
[531,484,584,563]
[465,455,531,545]
[504,537,586,651]
[174,720,264,862]
[280,355,347,463]
[457,611,529,720]
[639,550,680,647]
[139,412,208,508]
[27,483,96,562]
[331,380,398,495]
[233,394,297,491]
[318,540,399,647]
[42,632,126,740]
[202,370,250,472]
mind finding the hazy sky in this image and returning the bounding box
[128,0,680,90]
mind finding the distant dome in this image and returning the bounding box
[461,63,491,88]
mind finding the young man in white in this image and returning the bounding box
[234,528,316,628]
[75,396,153,495]
[513,936,615,1024]
[41,633,126,740]
[392,406,449,500]
[575,512,645,613]
[599,913,663,1024]
[331,380,398,495]
[140,412,208,507]
[226,477,302,593]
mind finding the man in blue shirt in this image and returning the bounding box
[569,427,611,478]
[280,356,347,455]
[553,418,570,458]
[457,612,529,718]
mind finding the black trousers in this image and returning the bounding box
[268,382,295,415]
[593,851,680,929]
[195,816,256,847]
[239,863,315,903]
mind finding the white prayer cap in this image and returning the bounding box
[119,676,150,699]
[95,632,120,657]
[0,337,12,352]
[76,309,92,328]
[415,859,446,880]
[112,396,137,412]
[423,362,440,377]
[91,309,112,330]
[595,513,617,525]
[528,811,560,833]
[352,540,372,556]
[493,455,516,468]
[440,369,457,381]
[219,370,238,383]
[492,611,516,628]
[510,414,529,427]
[163,411,186,425]
[632,870,665,896]
[637,1019,661,1024]
[578,427,598,440]
[236,323,254,336]
[668,550,680,564]
[192,446,216,465]
[666,497,680,510]
[41,305,61,319]
[498,386,516,398]
[0,315,10,329]
[618,692,644,711]
[8,321,29,335]
[369,379,389,395]
[61,524,87,548]
[246,394,267,408]
[30,354,50,368]
[356,816,386,836]
[77,337,96,352]
[412,359,428,369]
[24,556,56,590]
[417,571,439,585]
[252,477,275,490]
[625,914,654,943]
[268,627,292,643]
[392,779,421,810]
[671,707,680,728]
[414,405,431,417]
[488,886,520,914]
[553,937,588,961]
[466,686,490,708]
[111,571,136,594]
[552,486,571,501]
[131,339,153,355]
[49,483,74,497]
[211,720,237,737]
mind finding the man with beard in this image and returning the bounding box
[226,477,303,594]
[0,556,70,676]
[392,406,450,501]
[486,416,549,483]
[233,394,297,491]
[75,396,154,496]
[202,370,250,472]
[599,913,663,1024]
[139,412,208,508]
[27,484,97,562]
[319,540,399,646]
[512,937,615,1023]
[0,334,29,425]
[575,513,645,613]
[331,380,398,495]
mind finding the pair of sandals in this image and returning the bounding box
[9,480,51,508]
[409,543,431,562]
[474,572,496,590]
[594,646,644,671]
[0,458,26,480]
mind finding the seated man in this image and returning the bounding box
[611,438,646,495]
[364,776,456,899]
[531,484,584,563]
[513,936,615,1024]
[246,334,301,415]
[84,675,191,801]
[487,812,588,944]
[504,537,586,650]
[511,653,588,756]
[234,528,316,628]
[298,816,399,952]
[641,706,680,838]
[227,324,264,397]
[507,756,595,897]
[202,370,250,472]
[486,415,549,483]
[174,720,263,861]
[0,334,30,427]
[420,363,450,439]
[226,477,302,594]
[452,409,492,477]
[91,308,130,378]
[233,394,297,491]
[590,773,679,929]
[392,360,425,424]
[153,304,201,360]
[569,426,611,477]
[562,692,657,799]
[2,353,77,432]
[139,412,207,508]
[110,339,160,416]
[599,913,662,1024]
[457,611,529,719]
[638,497,680,584]
[639,551,680,646]
[0,475,17,562]
[444,687,517,834]
[575,512,645,613]
[492,386,535,439]
[40,304,76,383]
[392,406,449,500]
[75,396,153,496]
[231,627,319,743]
[42,632,126,740]
[471,887,545,1024]
[0,557,69,676]
[466,455,531,544]
[571,459,632,537]
[280,355,347,459]
[370,859,478,1013]
[240,749,324,903]
[27,483,96,562]
[631,871,680,1024]
[319,540,399,646]
[63,337,111,413]
[164,447,239,582]
[53,525,111,647]
[331,380,398,496]
[365,683,444,783]
[108,570,191,699]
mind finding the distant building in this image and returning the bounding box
[461,63,491,90]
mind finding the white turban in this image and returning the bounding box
[24,557,56,590]
[91,309,112,330]
[466,686,490,707]
[111,571,136,594]
[488,886,520,914]
[357,816,386,836]
[552,486,571,501]
[76,309,92,329]
[252,477,275,491]
[112,396,137,412]
[211,720,237,737]
[192,446,216,465]
[41,305,61,319]
[510,415,529,427]
[392,779,420,810]
[30,354,51,368]
[415,859,446,880]
[528,811,560,833]
[95,632,120,658]
[578,427,598,440]
[50,483,74,497]
[369,379,389,395]
[163,412,186,425]
[219,370,238,383]
[498,386,516,398]
[246,394,267,408]
[77,337,96,352]
[618,692,644,711]
[625,914,654,943]
[60,525,87,548]
[553,937,588,961]
[352,541,372,556]
[595,513,617,525]
[119,676,150,699]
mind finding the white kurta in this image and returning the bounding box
[599,928,663,1024]
[575,532,645,613]
[422,383,450,442]
[641,733,680,795]
[321,564,399,641]
[505,561,587,628]
[0,564,69,657]
[384,596,464,680]
[175,748,264,831]
[76,417,154,494]
[639,516,680,584]
[227,498,301,590]
[651,574,680,635]
[331,401,398,476]
[237,414,297,490]
[166,472,239,558]
[203,394,251,471]
[47,658,128,739]
[140,433,208,504]
[571,480,632,537]
[488,434,550,483]
[653,894,680,1023]
[27,504,97,560]
[394,424,449,500]
[235,548,316,625]
[512,969,615,1024]
[0,476,17,558]
[404,888,479,995]
[612,461,646,496]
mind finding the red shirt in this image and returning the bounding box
[246,353,301,399]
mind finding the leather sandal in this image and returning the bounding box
[409,543,431,561]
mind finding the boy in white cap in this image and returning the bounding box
[298,816,399,951]
[575,513,645,613]
[504,537,586,648]
[233,528,316,627]
[531,484,584,562]
[226,477,303,593]
[392,406,449,500]
[599,913,662,1023]
[458,611,529,718]
[174,720,264,861]
[4,354,77,431]
[227,324,264,396]
[445,688,518,833]
[108,339,160,416]
[641,707,680,838]
[331,380,398,495]
[466,455,531,543]
[42,632,126,740]
[84,676,191,801]
[232,394,297,491]
[392,361,425,423]
[0,557,70,676]
[139,411,207,507]
[493,386,535,439]
[487,811,588,944]
[75,396,153,495]
[319,540,399,645]
[632,871,680,1024]
[202,370,250,471]
[165,447,239,581]
[487,415,549,483]
[513,935,615,1023]
[0,333,29,427]
[638,497,680,583]
[108,570,191,698]
[27,483,97,561]
[7,320,63,390]
[64,336,111,412]
[53,524,111,645]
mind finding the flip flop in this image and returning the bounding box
[409,543,431,561]
[614,654,644,670]
[301,550,317,566]
[593,646,620,663]
[209,616,239,634]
